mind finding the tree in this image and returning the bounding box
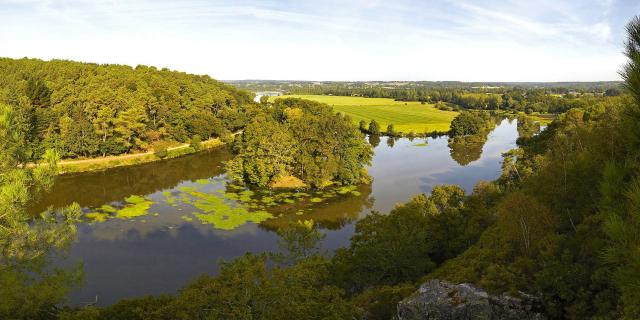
[114,103,148,152]
[0,103,82,319]
[189,134,202,152]
[331,185,472,293]
[386,123,396,136]
[226,98,371,188]
[359,119,367,132]
[449,112,486,136]
[604,16,640,318]
[368,119,380,135]
[225,116,297,187]
[0,57,255,158]
[0,104,80,264]
[496,193,556,255]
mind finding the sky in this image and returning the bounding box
[1,0,639,81]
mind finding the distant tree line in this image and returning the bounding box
[276,84,623,114]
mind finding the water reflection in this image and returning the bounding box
[29,147,233,214]
[517,115,542,139]
[368,134,381,148]
[448,135,487,166]
[30,117,520,306]
[367,118,517,213]
[261,183,374,231]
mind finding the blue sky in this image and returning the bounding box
[1,0,638,81]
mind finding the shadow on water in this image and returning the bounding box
[29,147,233,214]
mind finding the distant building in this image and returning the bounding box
[253,91,283,103]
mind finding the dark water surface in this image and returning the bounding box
[34,118,519,306]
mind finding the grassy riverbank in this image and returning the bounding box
[57,138,226,174]
[272,95,458,134]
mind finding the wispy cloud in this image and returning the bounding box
[0,0,634,81]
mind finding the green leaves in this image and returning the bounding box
[227,98,372,189]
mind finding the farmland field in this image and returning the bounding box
[272,95,458,133]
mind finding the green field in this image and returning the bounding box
[272,95,458,133]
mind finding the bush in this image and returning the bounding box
[368,120,380,135]
[190,135,202,151]
[386,123,396,136]
[352,284,416,320]
[154,147,168,159]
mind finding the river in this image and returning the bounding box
[33,117,520,306]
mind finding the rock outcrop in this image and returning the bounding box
[397,279,546,320]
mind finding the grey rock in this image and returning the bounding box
[397,279,546,320]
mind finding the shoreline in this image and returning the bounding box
[56,137,228,175]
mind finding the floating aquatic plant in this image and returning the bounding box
[85,212,109,222]
[125,195,146,204]
[116,197,153,219]
[195,179,210,185]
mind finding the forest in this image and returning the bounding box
[3,12,640,320]
[0,58,255,160]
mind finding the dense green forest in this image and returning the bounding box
[0,58,255,160]
[226,98,372,188]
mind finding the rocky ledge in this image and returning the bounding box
[397,279,546,320]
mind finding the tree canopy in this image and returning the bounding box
[226,98,372,189]
[0,58,255,159]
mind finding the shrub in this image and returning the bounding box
[154,147,168,159]
[190,135,202,151]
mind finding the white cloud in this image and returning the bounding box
[0,0,631,81]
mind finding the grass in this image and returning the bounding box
[57,137,227,174]
[273,95,458,133]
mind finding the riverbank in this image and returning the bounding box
[57,138,227,174]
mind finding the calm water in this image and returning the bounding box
[34,118,519,306]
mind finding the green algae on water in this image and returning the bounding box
[194,210,272,230]
[186,190,274,230]
[116,197,153,219]
[125,195,146,204]
[85,212,109,222]
[99,204,117,213]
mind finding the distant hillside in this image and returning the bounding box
[226,79,623,93]
[0,58,256,159]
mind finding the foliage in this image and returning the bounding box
[189,134,202,152]
[0,103,80,265]
[154,147,168,159]
[331,185,495,294]
[1,257,83,320]
[272,219,325,265]
[0,103,82,319]
[449,111,488,136]
[603,16,640,319]
[226,98,372,188]
[0,57,254,159]
[368,119,381,135]
[65,254,358,320]
[386,123,396,136]
[351,284,416,320]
